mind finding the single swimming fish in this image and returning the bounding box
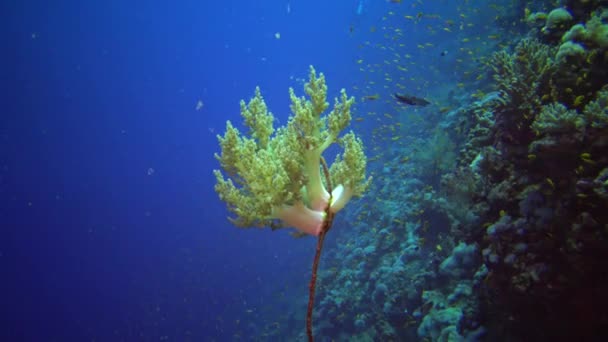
[393,93,430,106]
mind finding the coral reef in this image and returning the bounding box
[465,3,608,340]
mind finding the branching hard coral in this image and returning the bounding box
[583,87,608,128]
[214,66,369,236]
[490,38,555,111]
[489,38,557,149]
[531,102,585,134]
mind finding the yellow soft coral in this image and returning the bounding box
[213,66,369,235]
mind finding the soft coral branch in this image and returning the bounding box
[272,202,325,236]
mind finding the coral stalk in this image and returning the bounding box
[306,157,334,342]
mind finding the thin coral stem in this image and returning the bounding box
[306,157,335,342]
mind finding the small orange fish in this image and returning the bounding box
[363,94,380,101]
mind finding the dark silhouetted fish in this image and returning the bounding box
[394,93,431,106]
